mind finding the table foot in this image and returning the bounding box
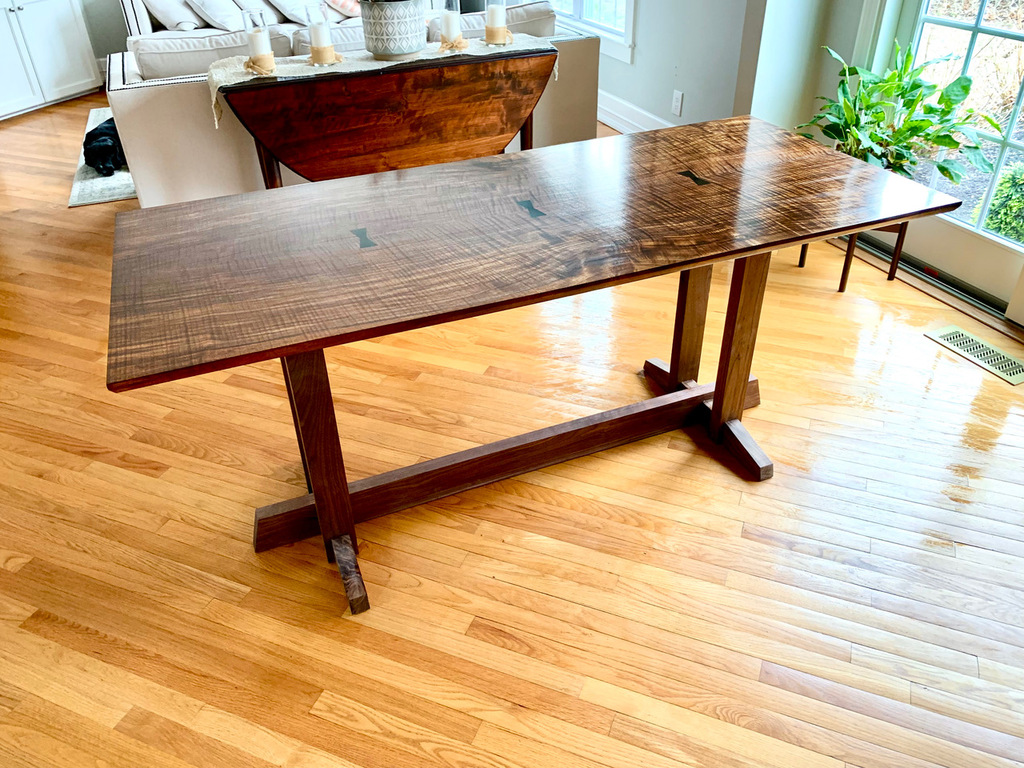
[720,418,773,480]
[331,534,370,615]
[641,357,770,481]
[642,357,675,392]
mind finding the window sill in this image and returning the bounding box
[553,16,634,63]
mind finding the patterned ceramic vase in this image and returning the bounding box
[360,0,426,61]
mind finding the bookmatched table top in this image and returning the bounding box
[107,116,960,392]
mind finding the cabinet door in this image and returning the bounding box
[17,0,100,103]
[0,2,43,117]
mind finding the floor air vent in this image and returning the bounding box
[925,326,1024,385]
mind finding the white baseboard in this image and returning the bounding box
[97,57,108,78]
[597,89,673,134]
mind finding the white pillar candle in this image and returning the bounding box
[441,9,460,40]
[248,28,272,56]
[310,20,331,48]
[486,3,505,27]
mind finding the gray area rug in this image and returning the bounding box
[68,107,137,208]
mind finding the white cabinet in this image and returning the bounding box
[0,0,101,119]
[0,2,43,116]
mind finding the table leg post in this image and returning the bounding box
[839,233,858,292]
[643,266,713,392]
[280,349,368,613]
[798,243,808,268]
[255,139,283,190]
[520,113,535,152]
[887,221,909,281]
[710,252,773,480]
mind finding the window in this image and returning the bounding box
[908,0,1024,249]
[550,0,636,63]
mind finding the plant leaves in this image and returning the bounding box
[936,158,967,183]
[930,133,961,149]
[822,123,847,141]
[960,144,993,173]
[823,46,848,67]
[939,75,972,107]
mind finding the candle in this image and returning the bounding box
[441,9,460,41]
[248,27,272,56]
[486,3,505,28]
[310,20,331,47]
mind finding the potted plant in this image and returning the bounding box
[361,0,426,61]
[799,41,1001,183]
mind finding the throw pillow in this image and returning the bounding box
[266,0,345,23]
[325,0,360,16]
[231,0,286,24]
[184,0,246,30]
[142,0,206,30]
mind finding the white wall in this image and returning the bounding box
[596,0,870,132]
[749,0,830,131]
[81,0,128,58]
[597,0,750,127]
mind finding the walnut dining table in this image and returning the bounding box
[106,116,960,614]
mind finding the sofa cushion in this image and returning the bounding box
[267,0,345,24]
[291,16,367,54]
[231,0,286,24]
[142,0,206,30]
[129,27,296,78]
[427,1,555,41]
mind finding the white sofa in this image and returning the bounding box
[107,0,599,208]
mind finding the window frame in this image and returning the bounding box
[905,0,1024,249]
[551,0,637,64]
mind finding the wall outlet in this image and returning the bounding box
[671,90,684,117]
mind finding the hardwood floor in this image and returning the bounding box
[2,93,1024,768]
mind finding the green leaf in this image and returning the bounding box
[960,144,993,173]
[843,98,858,125]
[797,132,816,139]
[822,123,847,141]
[981,113,1004,134]
[939,75,972,107]
[930,133,961,149]
[936,158,967,184]
[839,65,882,85]
[864,153,885,168]
[823,46,848,68]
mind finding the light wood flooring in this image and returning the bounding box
[2,93,1024,768]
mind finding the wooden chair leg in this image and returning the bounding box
[798,243,808,268]
[839,233,858,293]
[888,221,909,281]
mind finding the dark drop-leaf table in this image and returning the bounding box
[107,116,960,614]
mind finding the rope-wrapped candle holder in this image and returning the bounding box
[307,3,343,65]
[484,1,512,45]
[243,10,276,75]
[439,0,468,51]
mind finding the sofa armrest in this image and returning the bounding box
[107,51,207,91]
[529,30,599,148]
[118,0,153,36]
